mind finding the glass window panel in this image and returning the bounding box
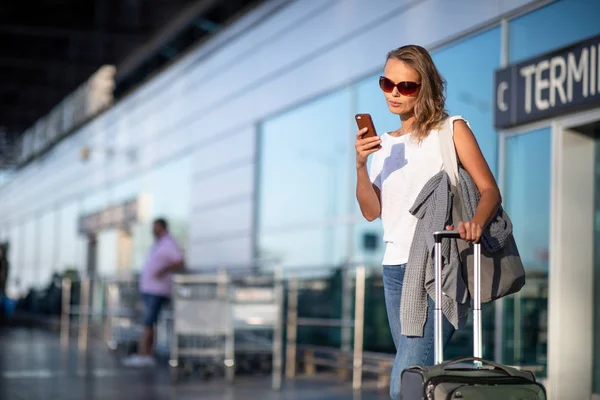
[133,156,192,270]
[111,176,140,204]
[594,139,600,393]
[7,224,21,296]
[97,230,118,277]
[57,201,85,272]
[259,89,354,231]
[81,187,116,278]
[259,223,349,270]
[505,129,551,270]
[82,188,109,214]
[22,218,37,289]
[38,211,56,285]
[503,128,551,372]
[432,26,501,176]
[110,177,141,274]
[352,219,386,268]
[509,0,600,63]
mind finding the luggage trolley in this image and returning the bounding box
[169,270,284,389]
[170,272,233,382]
[229,272,284,389]
[104,279,143,353]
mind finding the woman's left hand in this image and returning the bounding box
[446,221,483,243]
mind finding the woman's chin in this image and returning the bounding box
[387,106,404,115]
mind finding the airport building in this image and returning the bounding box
[1,0,599,397]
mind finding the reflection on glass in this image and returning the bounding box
[291,267,394,353]
[260,224,349,270]
[259,89,353,229]
[352,220,385,267]
[504,128,551,372]
[432,26,501,176]
[258,89,353,267]
[509,0,600,63]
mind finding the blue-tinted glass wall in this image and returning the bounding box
[498,0,600,375]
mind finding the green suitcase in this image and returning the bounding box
[400,231,547,399]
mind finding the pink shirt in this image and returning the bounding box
[139,234,183,297]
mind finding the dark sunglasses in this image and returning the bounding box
[379,76,421,96]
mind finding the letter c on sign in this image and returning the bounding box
[497,81,509,112]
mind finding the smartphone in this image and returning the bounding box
[355,114,377,138]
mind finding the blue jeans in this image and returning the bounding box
[142,293,169,328]
[383,264,455,400]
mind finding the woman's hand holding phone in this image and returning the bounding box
[355,128,381,169]
[354,114,382,221]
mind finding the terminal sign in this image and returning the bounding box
[495,34,600,128]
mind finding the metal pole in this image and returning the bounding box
[285,274,298,379]
[169,279,179,381]
[341,266,352,353]
[220,270,235,383]
[434,242,444,364]
[271,267,284,391]
[473,243,482,359]
[60,278,72,349]
[352,266,366,391]
[103,282,113,346]
[514,290,522,363]
[78,277,90,352]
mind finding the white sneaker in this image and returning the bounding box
[122,355,157,368]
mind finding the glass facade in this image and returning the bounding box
[258,89,354,269]
[56,201,84,272]
[503,128,551,371]
[492,0,600,377]
[509,0,600,63]
[594,139,600,393]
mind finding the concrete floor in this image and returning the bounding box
[0,328,389,400]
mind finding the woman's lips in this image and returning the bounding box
[389,100,401,107]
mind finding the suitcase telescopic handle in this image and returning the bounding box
[432,231,482,365]
[433,230,462,242]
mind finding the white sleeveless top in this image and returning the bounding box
[368,116,466,265]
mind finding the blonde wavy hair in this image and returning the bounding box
[386,45,448,140]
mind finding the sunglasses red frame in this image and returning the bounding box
[379,76,421,96]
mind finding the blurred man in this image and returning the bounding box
[123,218,184,367]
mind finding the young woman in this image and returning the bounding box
[354,45,501,399]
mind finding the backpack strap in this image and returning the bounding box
[439,116,471,187]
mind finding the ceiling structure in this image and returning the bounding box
[0,0,265,168]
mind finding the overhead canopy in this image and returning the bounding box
[0,0,264,168]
